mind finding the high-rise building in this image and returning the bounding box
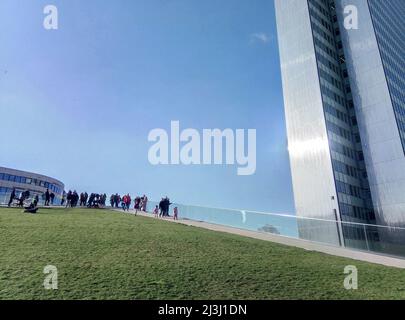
[275,0,405,249]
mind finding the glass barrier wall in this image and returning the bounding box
[2,196,405,259]
[147,200,405,259]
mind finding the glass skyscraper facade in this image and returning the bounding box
[367,0,405,151]
[307,0,374,224]
[275,0,405,248]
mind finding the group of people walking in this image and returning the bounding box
[111,194,149,213]
[110,194,121,208]
[113,194,178,219]
[7,188,42,208]
[6,187,179,220]
[158,197,172,217]
[153,201,178,220]
[62,191,107,208]
[7,188,39,212]
[44,189,56,206]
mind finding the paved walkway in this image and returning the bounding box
[114,208,405,269]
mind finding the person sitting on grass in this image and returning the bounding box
[24,195,39,214]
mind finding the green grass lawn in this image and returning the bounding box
[0,207,405,300]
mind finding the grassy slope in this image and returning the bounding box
[0,207,404,300]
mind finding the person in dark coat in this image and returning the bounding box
[79,193,84,206]
[114,194,120,208]
[84,192,89,206]
[8,188,16,207]
[72,191,79,207]
[163,197,172,216]
[44,189,50,206]
[159,198,164,217]
[66,190,72,208]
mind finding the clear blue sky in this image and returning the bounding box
[0,0,294,213]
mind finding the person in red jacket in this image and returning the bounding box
[121,195,128,211]
[125,194,131,212]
